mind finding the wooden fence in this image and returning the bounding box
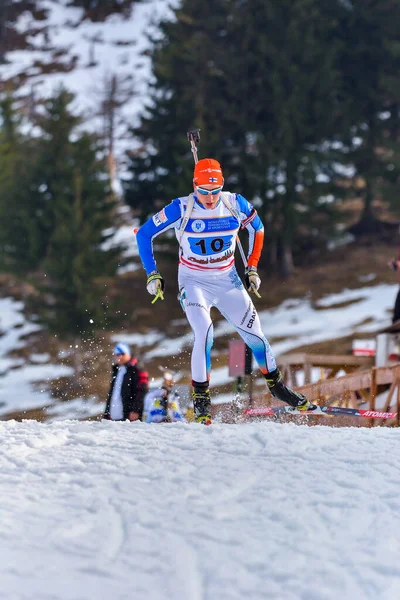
[289,363,400,426]
[278,353,374,387]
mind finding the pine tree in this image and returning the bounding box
[66,0,142,20]
[4,89,83,272]
[0,95,39,272]
[124,0,343,275]
[123,0,243,219]
[27,89,122,340]
[239,0,343,274]
[337,0,400,233]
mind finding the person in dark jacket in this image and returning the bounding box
[103,343,146,421]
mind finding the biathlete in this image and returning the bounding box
[143,372,184,423]
[136,158,312,424]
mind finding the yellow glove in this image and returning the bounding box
[146,271,165,303]
[245,267,261,298]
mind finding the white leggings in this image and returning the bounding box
[178,266,277,383]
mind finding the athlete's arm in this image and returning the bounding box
[136,199,182,274]
[235,194,264,268]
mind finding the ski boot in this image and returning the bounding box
[265,368,313,410]
[192,381,212,425]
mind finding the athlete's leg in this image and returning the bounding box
[178,273,215,424]
[179,276,213,382]
[215,269,276,374]
[216,269,309,409]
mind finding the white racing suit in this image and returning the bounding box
[136,191,276,383]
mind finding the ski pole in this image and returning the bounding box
[187,129,200,164]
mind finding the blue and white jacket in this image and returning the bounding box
[136,192,264,275]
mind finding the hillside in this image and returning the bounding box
[0,1,399,422]
[1,231,399,422]
[0,0,177,180]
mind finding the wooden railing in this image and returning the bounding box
[289,363,400,425]
[278,353,374,386]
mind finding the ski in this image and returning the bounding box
[244,405,397,420]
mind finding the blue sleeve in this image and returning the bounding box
[136,199,182,275]
[235,194,263,231]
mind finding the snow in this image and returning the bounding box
[232,283,396,357]
[44,396,102,421]
[1,418,400,600]
[0,0,178,176]
[0,297,74,416]
[2,10,400,593]
[102,222,141,273]
[0,363,73,413]
[112,330,164,348]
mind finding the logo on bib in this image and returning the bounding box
[191,220,206,233]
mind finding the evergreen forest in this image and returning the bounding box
[0,0,399,344]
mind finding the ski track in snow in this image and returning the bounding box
[1,420,400,599]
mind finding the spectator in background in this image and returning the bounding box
[103,343,148,421]
[143,372,184,423]
[388,235,400,323]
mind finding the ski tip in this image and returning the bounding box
[133,227,139,235]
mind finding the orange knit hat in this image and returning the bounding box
[193,158,224,187]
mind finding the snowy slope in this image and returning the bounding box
[1,419,400,600]
[0,0,177,175]
[0,297,74,416]
[0,278,397,420]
